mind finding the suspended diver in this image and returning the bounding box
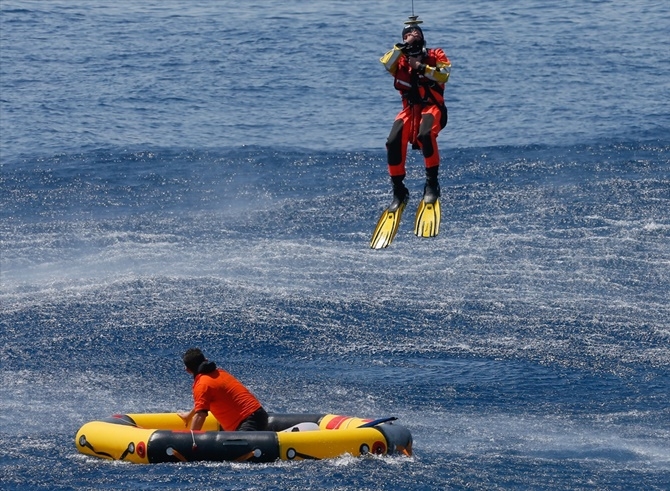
[370,15,452,249]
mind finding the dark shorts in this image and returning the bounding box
[236,407,269,431]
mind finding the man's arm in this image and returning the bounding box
[421,48,451,84]
[190,411,207,430]
[380,44,405,74]
[178,408,208,430]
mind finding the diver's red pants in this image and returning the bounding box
[386,103,446,177]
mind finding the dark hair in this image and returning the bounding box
[183,348,206,373]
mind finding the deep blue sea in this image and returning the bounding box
[1,1,669,490]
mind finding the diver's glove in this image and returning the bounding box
[395,42,410,55]
[395,42,424,57]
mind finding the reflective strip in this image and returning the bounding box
[380,47,403,72]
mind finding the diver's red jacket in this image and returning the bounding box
[380,46,451,108]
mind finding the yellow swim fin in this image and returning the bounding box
[414,198,441,238]
[370,200,407,249]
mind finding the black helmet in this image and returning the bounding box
[402,16,426,57]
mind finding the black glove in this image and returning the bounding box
[395,42,424,57]
[395,42,411,55]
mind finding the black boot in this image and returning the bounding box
[389,175,409,211]
[423,167,441,204]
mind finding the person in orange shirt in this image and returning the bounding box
[178,348,268,431]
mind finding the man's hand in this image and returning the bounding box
[177,412,192,427]
[408,56,423,71]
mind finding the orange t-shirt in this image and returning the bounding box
[192,368,262,431]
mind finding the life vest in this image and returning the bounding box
[393,48,447,107]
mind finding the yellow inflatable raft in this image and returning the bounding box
[75,412,413,463]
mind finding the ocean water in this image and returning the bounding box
[1,1,669,490]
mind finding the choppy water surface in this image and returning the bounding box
[1,1,669,490]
